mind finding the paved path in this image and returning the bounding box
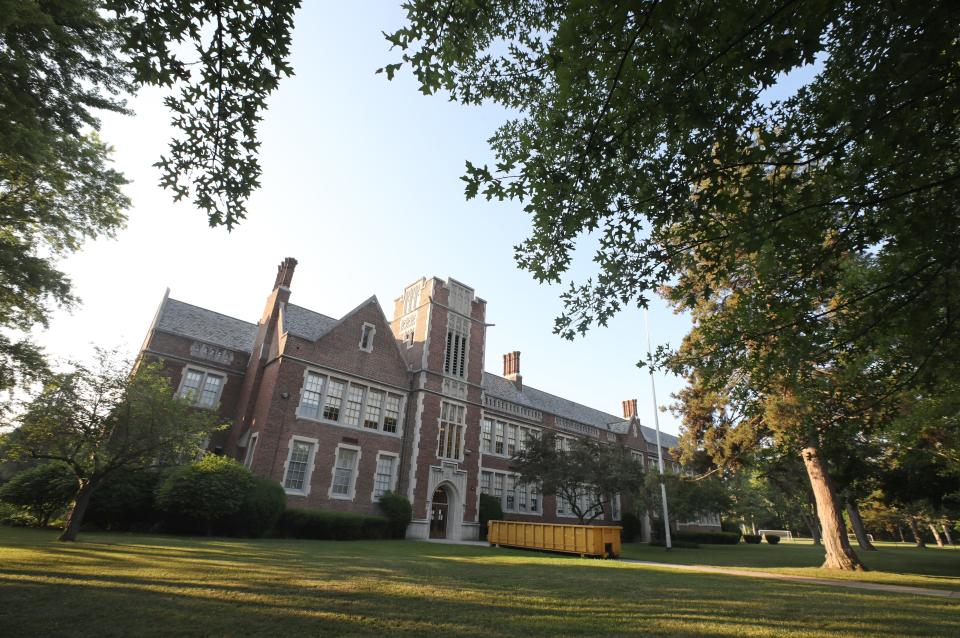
[619,559,960,599]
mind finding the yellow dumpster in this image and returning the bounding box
[487,520,622,558]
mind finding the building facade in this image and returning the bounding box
[137,258,698,540]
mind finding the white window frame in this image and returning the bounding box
[480,467,541,517]
[328,443,362,501]
[359,322,376,353]
[295,368,405,437]
[281,435,318,496]
[243,432,259,468]
[176,364,226,409]
[370,451,399,502]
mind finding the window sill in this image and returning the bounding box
[329,493,354,501]
[295,414,402,438]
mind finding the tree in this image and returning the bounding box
[636,469,730,529]
[156,455,253,536]
[0,462,76,527]
[1,1,298,397]
[384,2,960,570]
[4,350,220,541]
[512,432,643,524]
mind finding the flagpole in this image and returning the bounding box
[644,307,672,551]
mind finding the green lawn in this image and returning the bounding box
[620,540,960,592]
[1,528,958,637]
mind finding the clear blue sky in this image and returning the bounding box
[37,3,812,435]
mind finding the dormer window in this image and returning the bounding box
[359,323,375,352]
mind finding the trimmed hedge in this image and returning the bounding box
[478,493,503,540]
[278,507,389,540]
[620,512,642,542]
[378,492,412,539]
[673,530,741,545]
[86,468,166,532]
[156,456,254,535]
[225,475,286,537]
[764,533,781,544]
[743,533,762,544]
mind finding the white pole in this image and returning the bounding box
[644,308,672,550]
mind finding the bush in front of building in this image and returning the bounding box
[764,533,781,544]
[85,468,167,532]
[156,455,254,535]
[478,493,504,540]
[673,530,741,544]
[378,492,412,539]
[742,533,763,544]
[620,512,642,542]
[0,462,77,527]
[225,475,286,538]
[278,507,389,540]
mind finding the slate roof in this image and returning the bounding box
[283,303,338,341]
[482,372,679,449]
[156,298,258,353]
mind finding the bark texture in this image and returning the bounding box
[908,516,926,548]
[929,524,944,547]
[801,445,865,570]
[942,524,955,546]
[58,480,97,542]
[845,499,877,551]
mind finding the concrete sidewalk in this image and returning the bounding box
[619,559,960,599]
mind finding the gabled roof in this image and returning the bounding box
[482,372,679,449]
[156,298,258,353]
[282,303,338,341]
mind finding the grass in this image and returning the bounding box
[1,528,958,637]
[620,539,960,592]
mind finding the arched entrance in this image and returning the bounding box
[429,486,449,539]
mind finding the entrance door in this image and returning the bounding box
[430,487,448,539]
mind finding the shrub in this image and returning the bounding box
[673,530,741,545]
[278,508,389,540]
[478,493,504,540]
[620,512,642,542]
[764,533,781,544]
[0,463,76,527]
[85,468,166,532]
[225,475,286,537]
[743,534,762,544]
[720,519,741,534]
[156,455,254,535]
[378,492,412,539]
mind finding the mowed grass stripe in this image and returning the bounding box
[0,528,957,637]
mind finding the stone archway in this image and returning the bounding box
[428,480,461,540]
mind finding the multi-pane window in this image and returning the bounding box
[364,390,383,429]
[283,440,315,492]
[631,450,645,468]
[482,418,538,458]
[482,469,539,515]
[383,395,401,433]
[178,368,226,408]
[297,372,403,435]
[373,454,396,500]
[481,419,493,453]
[343,385,365,426]
[505,475,516,511]
[323,379,345,421]
[443,315,469,378]
[437,401,466,460]
[298,373,326,419]
[359,323,375,352]
[331,447,359,497]
[555,434,573,452]
[480,471,492,494]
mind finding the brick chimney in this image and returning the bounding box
[622,399,638,420]
[503,351,522,390]
[274,257,298,290]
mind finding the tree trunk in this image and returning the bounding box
[801,511,821,545]
[58,480,97,542]
[897,524,905,543]
[908,516,925,548]
[845,499,877,551]
[942,523,955,546]
[929,524,944,547]
[801,445,865,570]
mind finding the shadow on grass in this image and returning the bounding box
[1,528,958,637]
